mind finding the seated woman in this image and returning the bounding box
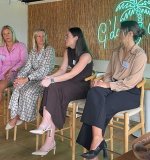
[132,132,150,160]
[30,27,93,156]
[0,25,28,101]
[5,29,55,130]
[76,20,147,159]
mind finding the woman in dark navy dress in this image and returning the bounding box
[30,27,93,156]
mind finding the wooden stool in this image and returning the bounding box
[109,79,146,157]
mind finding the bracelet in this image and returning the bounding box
[51,78,55,83]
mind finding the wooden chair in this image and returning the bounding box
[109,79,146,155]
[67,77,145,159]
[0,88,11,125]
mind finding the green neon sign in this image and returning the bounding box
[148,23,150,34]
[98,16,120,49]
[98,0,150,49]
[116,0,150,27]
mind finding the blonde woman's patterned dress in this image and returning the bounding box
[9,46,55,122]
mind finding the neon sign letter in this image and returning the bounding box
[98,23,107,48]
[109,16,120,40]
[148,23,150,34]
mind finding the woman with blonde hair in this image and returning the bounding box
[0,25,27,101]
[5,29,55,130]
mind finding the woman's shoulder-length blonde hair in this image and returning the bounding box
[0,25,19,45]
[32,29,48,50]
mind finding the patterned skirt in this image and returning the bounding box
[9,80,43,122]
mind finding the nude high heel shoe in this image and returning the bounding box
[5,122,15,130]
[30,126,51,135]
[32,141,56,157]
[16,120,23,126]
[30,107,52,135]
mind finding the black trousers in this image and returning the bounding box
[76,86,140,150]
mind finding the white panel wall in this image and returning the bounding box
[0,1,28,46]
[56,57,150,78]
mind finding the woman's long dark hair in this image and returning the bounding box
[120,21,146,43]
[69,27,90,59]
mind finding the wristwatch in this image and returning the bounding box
[51,78,55,83]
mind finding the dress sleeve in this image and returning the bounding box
[17,54,32,78]
[109,52,147,92]
[28,46,55,81]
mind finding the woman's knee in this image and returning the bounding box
[88,87,107,97]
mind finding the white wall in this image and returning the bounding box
[0,1,28,46]
[56,57,150,78]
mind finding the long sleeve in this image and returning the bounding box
[11,43,28,71]
[110,50,147,91]
[28,46,55,81]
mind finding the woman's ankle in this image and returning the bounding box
[40,139,55,151]
[9,118,18,126]
[90,137,103,150]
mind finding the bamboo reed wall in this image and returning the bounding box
[28,0,150,63]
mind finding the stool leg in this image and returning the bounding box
[83,148,87,160]
[6,110,10,140]
[124,113,129,153]
[141,109,145,135]
[6,130,9,140]
[71,103,76,160]
[5,89,11,140]
[109,118,114,160]
[14,126,17,141]
[25,122,28,130]
[60,129,64,142]
[36,97,41,150]
[36,135,39,150]
[3,95,6,125]
[41,133,46,145]
[69,115,72,147]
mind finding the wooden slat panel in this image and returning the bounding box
[28,0,150,63]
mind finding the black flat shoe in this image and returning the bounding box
[81,140,108,159]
